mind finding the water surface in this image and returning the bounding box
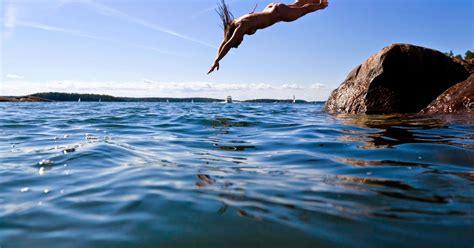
[1,102,473,247]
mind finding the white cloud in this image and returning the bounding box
[6,74,24,79]
[0,80,331,101]
[281,83,305,90]
[310,83,326,89]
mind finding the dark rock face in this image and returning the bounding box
[453,58,474,74]
[325,44,470,114]
[421,74,473,114]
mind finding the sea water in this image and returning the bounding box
[0,102,473,247]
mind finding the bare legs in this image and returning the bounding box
[278,1,328,22]
[291,0,327,7]
[291,0,316,7]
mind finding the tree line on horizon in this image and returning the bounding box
[445,50,473,60]
[29,92,316,103]
[31,92,223,102]
[32,92,119,102]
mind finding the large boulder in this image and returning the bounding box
[325,44,470,114]
[420,74,473,114]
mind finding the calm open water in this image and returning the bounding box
[0,102,473,247]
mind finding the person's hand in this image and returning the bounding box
[207,61,219,74]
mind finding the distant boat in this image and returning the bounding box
[78,98,81,102]
[191,99,194,103]
[292,95,296,104]
[99,98,101,103]
[226,96,233,104]
[166,99,169,103]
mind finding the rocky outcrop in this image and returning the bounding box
[420,74,473,114]
[452,58,474,74]
[0,96,51,102]
[325,44,470,114]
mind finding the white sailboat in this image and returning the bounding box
[78,98,81,102]
[292,95,296,104]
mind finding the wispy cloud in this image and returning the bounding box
[189,0,244,20]
[3,3,18,38]
[15,19,98,38]
[6,74,24,79]
[78,0,217,49]
[6,19,180,55]
[53,0,77,10]
[3,0,210,53]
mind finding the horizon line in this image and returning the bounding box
[0,92,326,102]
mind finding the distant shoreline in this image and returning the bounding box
[0,92,322,104]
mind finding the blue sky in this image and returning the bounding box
[1,0,472,100]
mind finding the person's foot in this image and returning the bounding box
[318,0,329,9]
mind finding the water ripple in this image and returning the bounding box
[0,102,473,247]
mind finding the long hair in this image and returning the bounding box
[216,0,235,42]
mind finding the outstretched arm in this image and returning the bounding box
[208,25,245,74]
[217,39,226,54]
